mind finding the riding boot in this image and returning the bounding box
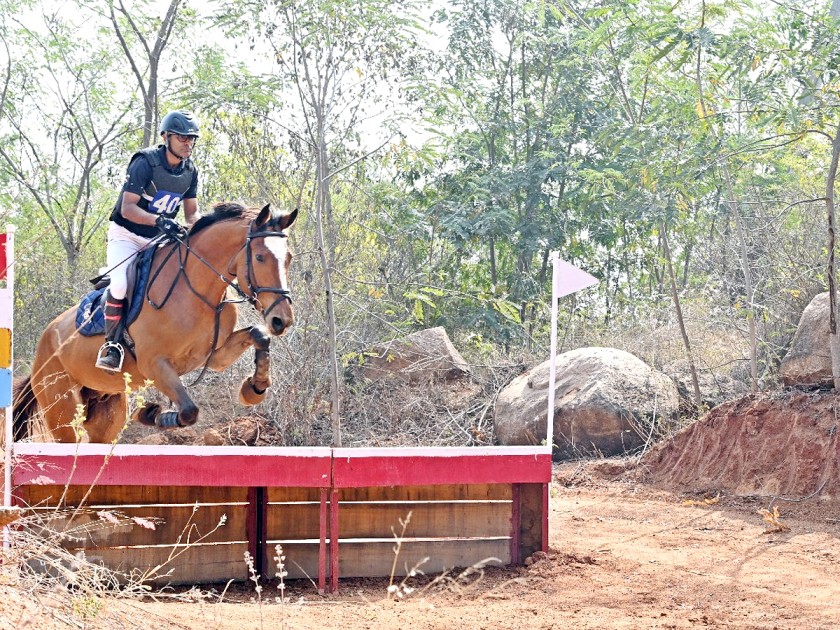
[95,292,126,372]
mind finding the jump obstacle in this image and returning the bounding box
[12,444,550,592]
[2,228,595,592]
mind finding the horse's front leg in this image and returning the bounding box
[141,357,199,429]
[207,326,271,406]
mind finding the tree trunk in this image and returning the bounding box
[661,222,703,408]
[314,129,342,446]
[110,0,181,147]
[826,122,840,389]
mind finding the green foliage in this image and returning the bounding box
[5,0,840,397]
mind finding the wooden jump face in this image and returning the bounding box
[12,444,551,593]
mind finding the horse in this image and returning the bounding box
[12,202,297,443]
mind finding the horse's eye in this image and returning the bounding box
[255,254,265,263]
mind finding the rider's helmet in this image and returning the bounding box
[159,110,200,137]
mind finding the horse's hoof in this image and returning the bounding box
[156,412,180,429]
[132,403,161,427]
[239,378,268,406]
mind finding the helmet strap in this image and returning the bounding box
[164,133,187,162]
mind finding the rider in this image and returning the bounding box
[95,110,201,372]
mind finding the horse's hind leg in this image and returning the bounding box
[83,392,128,443]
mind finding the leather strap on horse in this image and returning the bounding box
[144,237,251,386]
[244,227,293,314]
[142,220,293,386]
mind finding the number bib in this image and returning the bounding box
[149,190,183,216]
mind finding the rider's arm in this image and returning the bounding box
[182,198,199,226]
[182,168,199,226]
[118,156,156,226]
[119,191,157,226]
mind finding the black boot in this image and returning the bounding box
[95,292,125,372]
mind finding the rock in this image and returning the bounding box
[353,326,471,383]
[662,359,750,412]
[203,428,226,446]
[164,428,200,445]
[494,347,680,460]
[135,429,199,446]
[136,433,167,446]
[227,417,260,446]
[780,292,832,387]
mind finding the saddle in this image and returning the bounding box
[75,247,157,344]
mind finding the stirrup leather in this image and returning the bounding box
[95,341,125,372]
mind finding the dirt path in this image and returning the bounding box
[5,392,840,628]
[45,461,830,630]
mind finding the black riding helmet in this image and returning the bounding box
[159,110,200,137]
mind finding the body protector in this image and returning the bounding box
[110,146,197,238]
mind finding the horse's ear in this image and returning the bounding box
[279,208,298,231]
[256,204,272,227]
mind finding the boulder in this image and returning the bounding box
[353,326,471,383]
[494,347,680,460]
[780,292,831,387]
[662,359,750,412]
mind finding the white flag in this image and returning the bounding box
[552,256,598,298]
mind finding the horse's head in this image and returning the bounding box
[237,204,298,336]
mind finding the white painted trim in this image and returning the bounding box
[11,442,332,458]
[331,445,551,459]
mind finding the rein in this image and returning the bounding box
[144,219,293,385]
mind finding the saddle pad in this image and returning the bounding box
[75,247,156,336]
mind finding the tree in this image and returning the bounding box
[101,0,184,147]
[0,2,134,266]
[216,0,424,445]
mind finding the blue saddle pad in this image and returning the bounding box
[75,247,155,336]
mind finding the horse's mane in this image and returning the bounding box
[189,202,292,236]
[189,202,249,235]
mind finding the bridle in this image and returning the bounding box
[148,219,293,313]
[242,220,294,320]
[145,216,294,386]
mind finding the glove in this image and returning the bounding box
[155,215,186,239]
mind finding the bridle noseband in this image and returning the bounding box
[242,220,293,319]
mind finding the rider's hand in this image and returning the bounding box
[155,215,186,239]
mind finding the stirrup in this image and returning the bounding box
[95,341,125,373]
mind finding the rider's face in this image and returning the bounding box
[166,132,196,159]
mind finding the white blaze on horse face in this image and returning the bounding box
[263,235,289,291]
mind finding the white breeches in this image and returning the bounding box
[105,223,153,300]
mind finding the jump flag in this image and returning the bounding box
[552,256,598,298]
[546,253,598,452]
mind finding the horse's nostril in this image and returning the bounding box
[271,317,285,334]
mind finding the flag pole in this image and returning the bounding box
[546,252,560,452]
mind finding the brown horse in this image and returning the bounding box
[13,202,297,443]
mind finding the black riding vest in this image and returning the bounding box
[110,146,196,238]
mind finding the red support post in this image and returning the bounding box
[510,483,522,564]
[330,488,340,593]
[318,488,327,594]
[542,482,549,552]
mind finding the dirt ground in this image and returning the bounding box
[4,390,840,629]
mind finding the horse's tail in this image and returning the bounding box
[12,375,37,441]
